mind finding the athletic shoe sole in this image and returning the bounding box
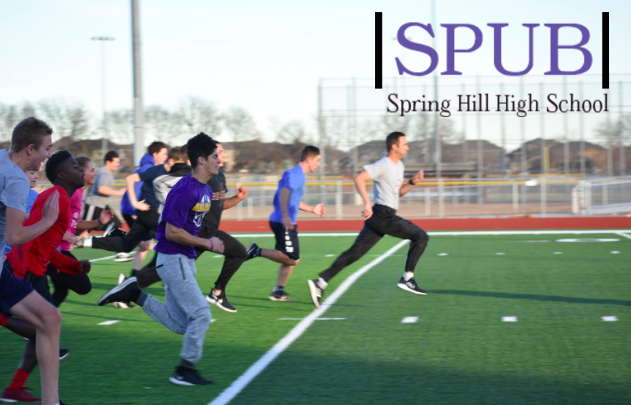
[307,279,322,309]
[205,295,237,313]
[98,277,138,306]
[59,349,70,360]
[396,282,427,295]
[268,295,296,302]
[169,376,196,386]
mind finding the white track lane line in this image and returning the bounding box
[616,232,631,241]
[89,254,117,262]
[208,239,409,405]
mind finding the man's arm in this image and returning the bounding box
[354,170,373,219]
[399,170,424,197]
[223,184,249,210]
[165,223,224,253]
[97,184,127,197]
[299,201,325,216]
[279,187,294,230]
[4,192,59,246]
[125,173,149,210]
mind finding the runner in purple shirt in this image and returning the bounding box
[98,133,225,387]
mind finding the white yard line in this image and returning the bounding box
[208,239,409,405]
[89,254,118,262]
[616,232,631,241]
[231,230,631,238]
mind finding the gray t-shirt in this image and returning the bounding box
[0,149,30,253]
[85,165,115,208]
[363,156,404,211]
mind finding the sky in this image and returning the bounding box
[1,0,629,145]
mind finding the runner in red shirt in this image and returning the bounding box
[2,151,90,403]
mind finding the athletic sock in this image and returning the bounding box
[317,278,328,289]
[0,313,7,327]
[403,272,413,281]
[273,285,284,294]
[8,368,30,390]
[180,359,195,369]
[129,289,147,306]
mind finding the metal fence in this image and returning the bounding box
[572,176,631,215]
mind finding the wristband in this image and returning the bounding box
[408,179,416,186]
[97,217,103,225]
[210,239,214,251]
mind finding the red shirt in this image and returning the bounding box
[8,185,81,279]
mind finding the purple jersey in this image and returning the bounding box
[155,173,213,258]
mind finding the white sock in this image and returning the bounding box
[404,272,413,281]
[84,237,92,247]
[317,278,328,289]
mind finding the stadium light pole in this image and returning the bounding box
[91,36,115,156]
[131,0,145,168]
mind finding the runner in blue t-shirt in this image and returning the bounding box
[98,133,225,387]
[246,145,326,301]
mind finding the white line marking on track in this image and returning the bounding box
[89,255,117,263]
[98,320,120,326]
[502,317,518,322]
[554,252,563,254]
[401,317,418,323]
[611,251,621,254]
[230,230,631,238]
[325,254,334,257]
[616,232,631,241]
[496,252,505,255]
[208,239,409,405]
[278,318,347,321]
[438,253,448,256]
[602,316,618,321]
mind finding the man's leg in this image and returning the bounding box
[8,293,61,405]
[209,230,248,293]
[384,215,430,295]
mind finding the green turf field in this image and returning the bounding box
[1,231,630,405]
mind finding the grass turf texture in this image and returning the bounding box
[0,232,629,405]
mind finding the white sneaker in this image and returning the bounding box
[113,273,131,309]
[114,252,134,262]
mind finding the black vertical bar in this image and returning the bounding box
[602,12,609,89]
[375,12,383,89]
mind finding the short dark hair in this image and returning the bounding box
[167,147,183,162]
[180,145,188,162]
[187,133,217,169]
[76,157,92,169]
[45,150,72,183]
[10,117,53,153]
[300,145,320,162]
[148,141,168,156]
[386,132,406,151]
[104,150,119,163]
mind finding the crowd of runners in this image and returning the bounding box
[0,117,428,403]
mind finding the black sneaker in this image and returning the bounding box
[307,279,325,309]
[206,290,237,313]
[59,349,70,360]
[396,276,427,295]
[245,242,260,260]
[103,222,116,237]
[98,277,140,306]
[169,366,213,386]
[113,273,135,309]
[268,290,295,301]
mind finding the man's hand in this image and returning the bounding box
[133,199,151,211]
[235,184,249,201]
[100,209,114,224]
[312,203,326,217]
[62,232,78,244]
[209,237,224,253]
[42,190,60,226]
[282,214,294,231]
[78,260,91,274]
[411,170,424,185]
[361,203,373,220]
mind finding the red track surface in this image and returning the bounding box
[219,217,631,233]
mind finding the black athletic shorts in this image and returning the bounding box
[0,260,34,316]
[269,220,300,261]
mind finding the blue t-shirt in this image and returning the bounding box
[138,164,167,209]
[3,188,38,256]
[121,153,154,215]
[269,165,306,225]
[154,174,212,258]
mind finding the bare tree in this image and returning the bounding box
[145,105,183,145]
[270,118,314,144]
[177,96,221,138]
[105,109,132,145]
[223,107,261,143]
[37,99,92,141]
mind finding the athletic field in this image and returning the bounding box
[1,230,630,405]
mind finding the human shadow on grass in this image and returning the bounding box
[432,290,631,306]
[60,310,155,323]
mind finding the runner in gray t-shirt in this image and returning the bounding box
[308,131,430,308]
[82,150,125,232]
